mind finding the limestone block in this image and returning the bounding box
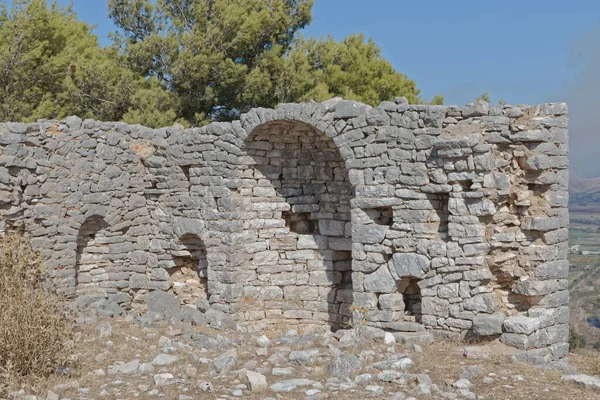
[472,313,505,335]
[353,292,379,309]
[308,270,342,286]
[463,269,492,281]
[534,260,569,279]
[378,293,405,311]
[421,297,449,318]
[363,265,396,294]
[334,100,370,119]
[392,253,430,278]
[512,279,560,296]
[462,99,489,117]
[319,220,346,236]
[437,283,459,299]
[503,316,540,335]
[353,225,389,244]
[466,199,496,216]
[283,286,319,301]
[463,293,497,314]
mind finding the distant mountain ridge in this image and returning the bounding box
[569,171,600,209]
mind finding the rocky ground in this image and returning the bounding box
[6,295,600,400]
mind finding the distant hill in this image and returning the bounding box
[570,172,600,209]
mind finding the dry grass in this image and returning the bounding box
[8,315,600,400]
[0,232,72,392]
[414,339,600,400]
[583,352,600,376]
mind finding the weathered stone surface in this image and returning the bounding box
[145,291,181,318]
[325,353,362,378]
[503,316,540,335]
[421,297,449,318]
[535,260,569,279]
[212,349,237,374]
[151,354,178,366]
[462,99,489,117]
[244,370,268,392]
[561,374,600,390]
[392,253,430,278]
[463,346,491,359]
[354,225,389,244]
[363,265,396,293]
[335,100,370,119]
[464,294,497,314]
[269,379,317,392]
[512,279,560,296]
[0,98,569,365]
[472,313,505,335]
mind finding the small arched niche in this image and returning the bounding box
[75,215,111,296]
[397,277,423,323]
[169,233,209,307]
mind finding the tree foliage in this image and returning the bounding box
[0,0,440,127]
[109,0,315,125]
[0,0,144,122]
[109,0,433,125]
[429,95,444,105]
[569,326,587,351]
[244,34,423,109]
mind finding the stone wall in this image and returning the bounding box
[0,97,569,366]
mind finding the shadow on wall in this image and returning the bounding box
[397,277,423,323]
[243,120,354,331]
[169,233,209,308]
[75,215,110,297]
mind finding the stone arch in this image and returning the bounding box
[397,277,423,323]
[169,233,209,307]
[239,119,354,330]
[75,215,111,296]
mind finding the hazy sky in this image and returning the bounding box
[9,0,600,175]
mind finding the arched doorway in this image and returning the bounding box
[240,120,354,330]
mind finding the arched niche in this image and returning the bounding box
[240,120,354,330]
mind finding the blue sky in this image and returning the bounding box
[45,0,599,106]
[8,0,600,174]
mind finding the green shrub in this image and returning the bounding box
[569,326,587,351]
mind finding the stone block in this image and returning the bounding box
[535,260,569,279]
[472,313,505,335]
[512,279,560,296]
[421,297,449,318]
[363,265,396,294]
[378,293,405,311]
[308,270,342,286]
[392,253,430,278]
[463,294,497,314]
[503,316,540,335]
[353,225,389,244]
[334,100,370,119]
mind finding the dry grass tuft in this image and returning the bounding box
[0,232,72,387]
[585,352,600,376]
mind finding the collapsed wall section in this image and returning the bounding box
[0,97,569,367]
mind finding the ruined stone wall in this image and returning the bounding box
[0,97,569,366]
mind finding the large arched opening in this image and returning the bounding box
[240,120,354,330]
